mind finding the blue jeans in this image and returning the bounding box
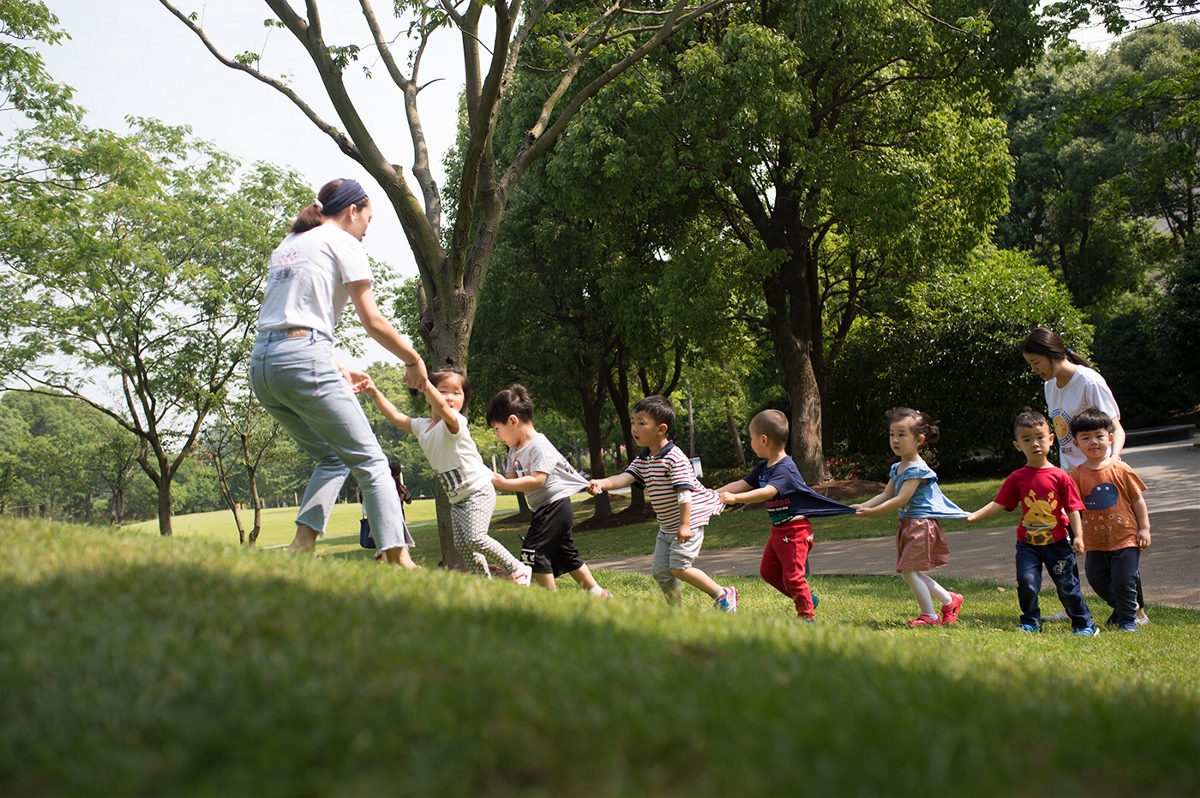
[1085,548,1141,626]
[248,331,413,551]
[1015,539,1092,630]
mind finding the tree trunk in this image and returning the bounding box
[764,261,829,484]
[607,349,646,513]
[726,400,746,467]
[581,395,612,518]
[247,465,264,547]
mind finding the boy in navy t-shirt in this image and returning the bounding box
[717,410,854,621]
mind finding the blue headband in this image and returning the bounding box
[320,179,367,217]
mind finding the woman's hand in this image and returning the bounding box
[403,357,428,390]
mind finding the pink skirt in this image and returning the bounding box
[895,517,950,572]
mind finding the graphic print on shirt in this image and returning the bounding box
[1022,489,1059,545]
[1083,483,1119,511]
[437,467,467,495]
[1049,408,1071,449]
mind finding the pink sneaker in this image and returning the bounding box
[907,614,941,627]
[940,593,964,625]
[511,563,533,586]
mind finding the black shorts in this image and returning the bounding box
[521,497,585,576]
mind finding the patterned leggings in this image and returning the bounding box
[450,483,522,577]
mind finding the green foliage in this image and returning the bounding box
[0,115,313,533]
[998,25,1197,309]
[1092,305,1195,426]
[1154,229,1200,403]
[0,0,78,124]
[2,521,1197,795]
[829,249,1091,476]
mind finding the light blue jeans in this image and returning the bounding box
[248,330,413,551]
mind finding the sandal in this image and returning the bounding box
[907,614,941,627]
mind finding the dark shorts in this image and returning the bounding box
[522,497,585,577]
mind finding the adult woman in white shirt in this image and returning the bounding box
[249,178,426,567]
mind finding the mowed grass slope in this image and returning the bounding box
[2,520,1198,796]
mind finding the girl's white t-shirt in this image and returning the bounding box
[1044,365,1120,470]
[257,224,373,339]
[410,413,494,503]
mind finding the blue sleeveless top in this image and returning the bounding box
[891,460,968,519]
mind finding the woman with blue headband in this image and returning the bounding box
[249,178,426,567]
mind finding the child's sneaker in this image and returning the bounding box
[715,586,738,613]
[811,593,820,610]
[940,593,963,625]
[907,614,940,627]
[1015,623,1040,633]
[511,563,533,586]
[1135,607,1150,626]
[1119,622,1139,632]
[1072,624,1101,637]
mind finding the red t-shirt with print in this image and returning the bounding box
[994,465,1085,545]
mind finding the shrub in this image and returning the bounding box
[1092,307,1193,427]
[828,248,1089,477]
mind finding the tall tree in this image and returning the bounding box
[159,0,737,564]
[542,0,1038,480]
[0,119,312,534]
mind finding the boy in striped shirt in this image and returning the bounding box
[587,395,735,611]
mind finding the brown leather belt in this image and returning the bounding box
[286,327,310,338]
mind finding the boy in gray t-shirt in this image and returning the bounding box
[487,385,611,596]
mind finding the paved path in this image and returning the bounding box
[591,438,1200,610]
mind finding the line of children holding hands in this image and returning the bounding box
[358,368,1150,634]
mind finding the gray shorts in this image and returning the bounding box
[651,526,705,589]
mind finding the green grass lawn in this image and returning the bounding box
[2,518,1197,796]
[126,479,1007,564]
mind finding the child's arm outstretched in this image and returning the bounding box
[422,380,461,435]
[493,470,547,494]
[357,375,414,434]
[851,478,920,517]
[716,479,777,506]
[586,472,636,495]
[966,501,1006,523]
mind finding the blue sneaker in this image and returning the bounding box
[715,586,738,613]
[1119,622,1139,633]
[1072,624,1101,637]
[811,593,820,611]
[1015,623,1040,633]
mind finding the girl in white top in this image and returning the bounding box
[360,366,533,584]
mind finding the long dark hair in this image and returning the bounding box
[290,179,369,234]
[1021,326,1089,367]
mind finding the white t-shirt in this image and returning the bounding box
[1044,365,1120,470]
[505,433,589,510]
[410,413,494,504]
[257,224,373,339]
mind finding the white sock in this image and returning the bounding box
[902,571,937,617]
[919,573,953,606]
[587,584,605,596]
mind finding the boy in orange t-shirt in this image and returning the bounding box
[1068,407,1151,632]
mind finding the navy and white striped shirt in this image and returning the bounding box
[625,442,723,532]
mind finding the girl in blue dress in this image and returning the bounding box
[852,408,968,626]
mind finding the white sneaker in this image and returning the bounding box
[511,563,533,586]
[1041,610,1070,622]
[1135,606,1150,626]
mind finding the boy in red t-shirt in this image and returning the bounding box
[1068,407,1151,632]
[967,408,1099,636]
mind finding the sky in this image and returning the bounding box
[37,1,472,366]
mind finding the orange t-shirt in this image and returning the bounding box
[1071,460,1147,551]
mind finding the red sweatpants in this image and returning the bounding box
[760,518,816,618]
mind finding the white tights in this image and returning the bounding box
[902,570,952,618]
